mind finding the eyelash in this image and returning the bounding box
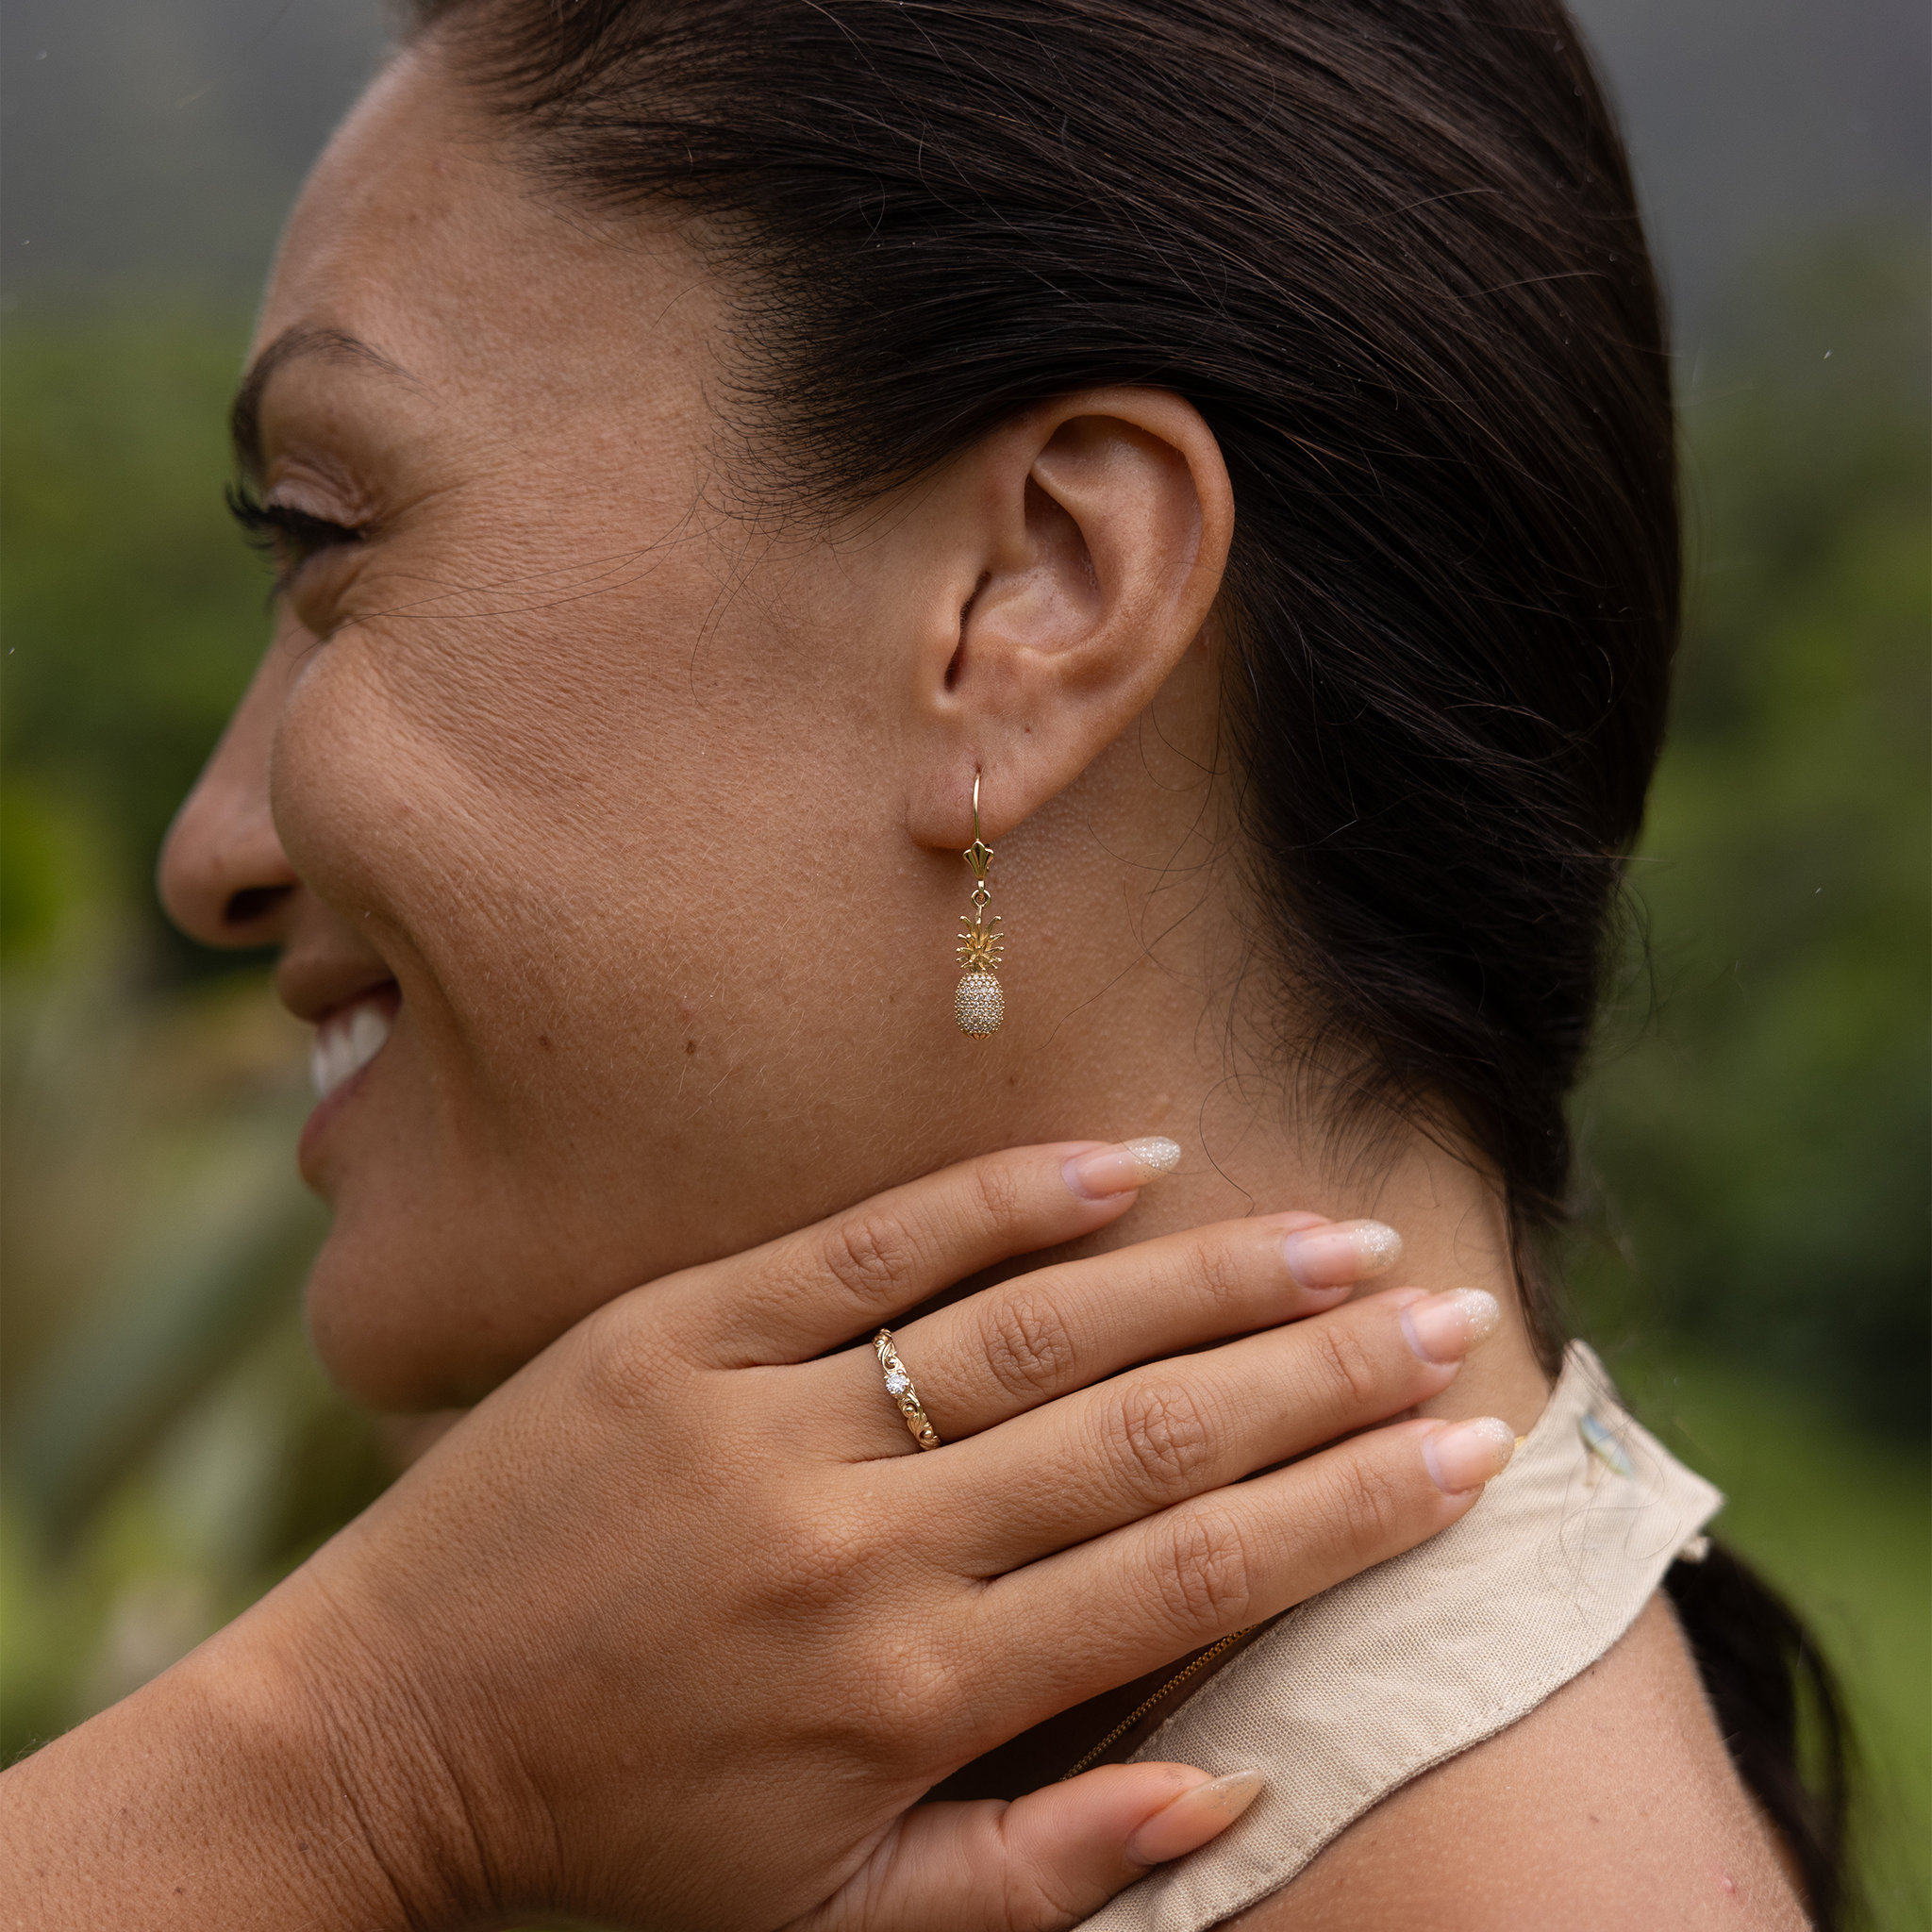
[225,482,363,592]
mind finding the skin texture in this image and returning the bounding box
[1224,1598,1807,1931]
[2,30,1806,1932]
[160,36,1553,1431]
[2,1149,1514,1930]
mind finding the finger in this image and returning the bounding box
[658,1139,1183,1365]
[932,1288,1500,1568]
[788,1765,1264,1932]
[962,1412,1518,1735]
[853,1213,1404,1449]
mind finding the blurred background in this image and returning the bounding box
[1,0,1926,1917]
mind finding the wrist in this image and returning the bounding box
[0,1568,510,1932]
[213,1567,519,1928]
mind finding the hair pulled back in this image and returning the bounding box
[422,0,1674,1283]
[408,0,1848,1912]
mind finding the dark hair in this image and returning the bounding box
[1668,1543,1855,1926]
[410,0,1851,1910]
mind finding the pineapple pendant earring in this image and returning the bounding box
[954,770,1006,1037]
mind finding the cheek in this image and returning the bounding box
[267,608,816,1124]
[272,647,530,944]
[263,547,914,1406]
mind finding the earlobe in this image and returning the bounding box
[901,388,1233,848]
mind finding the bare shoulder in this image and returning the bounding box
[1220,1591,1809,1932]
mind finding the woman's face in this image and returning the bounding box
[161,42,1234,1408]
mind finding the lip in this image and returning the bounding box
[277,946,399,1029]
[298,981,401,1174]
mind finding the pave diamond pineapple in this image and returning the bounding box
[954,969,1005,1037]
[956,913,1005,1036]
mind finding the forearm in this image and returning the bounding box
[1,1604,473,1932]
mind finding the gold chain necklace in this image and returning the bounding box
[1058,1627,1257,1781]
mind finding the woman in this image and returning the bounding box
[3,0,1844,1924]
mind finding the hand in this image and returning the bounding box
[3,1141,1511,1931]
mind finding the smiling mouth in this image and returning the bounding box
[311,990,396,1099]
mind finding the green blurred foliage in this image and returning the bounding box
[2,302,400,1761]
[0,234,1924,1915]
[1574,227,1931,1435]
[0,934,398,1757]
[2,307,272,976]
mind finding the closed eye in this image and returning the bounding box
[225,481,363,595]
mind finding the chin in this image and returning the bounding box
[301,1165,646,1411]
[303,1234,463,1412]
[301,1207,521,1412]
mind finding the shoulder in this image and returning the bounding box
[1219,1592,1809,1932]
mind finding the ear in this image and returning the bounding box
[897,388,1234,846]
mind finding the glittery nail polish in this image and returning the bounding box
[1062,1136,1182,1199]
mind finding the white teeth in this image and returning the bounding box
[310,997,394,1100]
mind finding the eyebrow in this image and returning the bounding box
[229,326,415,479]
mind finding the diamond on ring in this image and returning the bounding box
[873,1329,942,1451]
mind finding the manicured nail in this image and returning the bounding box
[1423,1417,1517,1493]
[1401,1288,1502,1365]
[1062,1137,1182,1201]
[1280,1220,1402,1288]
[1125,1769,1266,1865]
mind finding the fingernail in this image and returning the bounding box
[1280,1220,1402,1288]
[1423,1417,1517,1493]
[1125,1769,1266,1865]
[1062,1137,1182,1201]
[1401,1288,1502,1365]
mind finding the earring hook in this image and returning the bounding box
[962,771,994,881]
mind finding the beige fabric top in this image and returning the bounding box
[1082,1342,1723,1931]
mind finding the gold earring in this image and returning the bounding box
[954,771,1006,1037]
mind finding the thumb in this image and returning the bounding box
[792,1763,1265,1932]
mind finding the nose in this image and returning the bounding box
[158,640,301,949]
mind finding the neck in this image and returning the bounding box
[1070,1103,1555,1436]
[950,835,1550,1435]
[960,1095,1553,1438]
[926,992,1554,1806]
[924,714,1553,1436]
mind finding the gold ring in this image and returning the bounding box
[873,1329,942,1450]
